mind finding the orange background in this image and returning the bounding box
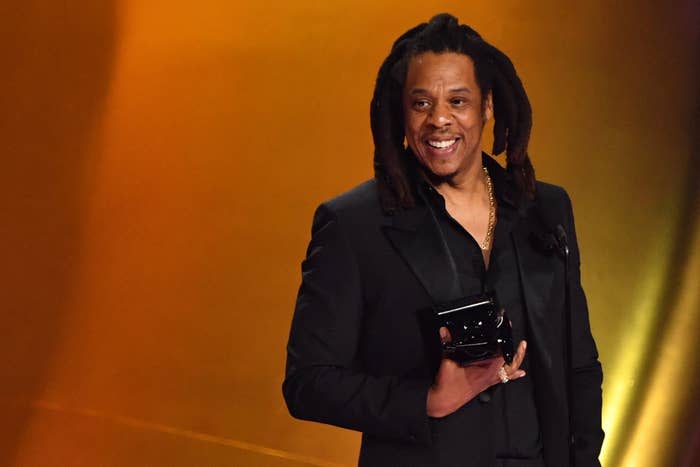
[1,1,698,466]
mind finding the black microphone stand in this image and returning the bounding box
[555,225,575,467]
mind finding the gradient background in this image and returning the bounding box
[1,1,698,466]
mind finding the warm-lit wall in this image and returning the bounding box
[1,1,698,466]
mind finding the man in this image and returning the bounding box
[283,13,603,467]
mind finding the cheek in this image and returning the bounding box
[460,110,484,127]
[404,115,422,141]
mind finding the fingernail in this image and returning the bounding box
[439,328,447,340]
[522,341,527,350]
[519,371,526,378]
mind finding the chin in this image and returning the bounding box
[422,162,461,182]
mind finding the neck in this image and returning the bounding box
[424,157,487,206]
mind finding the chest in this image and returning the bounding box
[444,199,493,253]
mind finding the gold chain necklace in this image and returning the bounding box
[481,166,496,250]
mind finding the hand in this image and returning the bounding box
[426,327,527,418]
[499,339,527,383]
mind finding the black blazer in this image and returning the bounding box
[283,158,603,467]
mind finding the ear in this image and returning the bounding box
[483,90,494,122]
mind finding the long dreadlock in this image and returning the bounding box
[370,13,535,213]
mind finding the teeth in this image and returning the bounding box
[427,139,456,148]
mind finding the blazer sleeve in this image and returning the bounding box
[282,203,433,445]
[561,190,605,467]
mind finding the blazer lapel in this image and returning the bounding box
[381,205,462,304]
[510,199,558,371]
[511,198,571,466]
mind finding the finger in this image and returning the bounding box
[509,340,527,370]
[439,326,452,343]
[509,365,527,380]
[496,363,523,384]
[505,342,528,380]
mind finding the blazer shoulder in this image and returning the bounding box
[321,179,384,221]
[535,180,571,204]
[530,180,578,232]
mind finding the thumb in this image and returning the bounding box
[439,326,452,343]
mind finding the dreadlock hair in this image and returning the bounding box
[370,13,536,213]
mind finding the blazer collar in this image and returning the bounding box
[381,200,462,304]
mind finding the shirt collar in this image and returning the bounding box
[414,153,520,209]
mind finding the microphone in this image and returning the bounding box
[553,223,575,466]
[555,224,569,257]
[531,203,568,258]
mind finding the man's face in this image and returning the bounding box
[402,52,492,182]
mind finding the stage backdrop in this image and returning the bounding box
[1,1,698,466]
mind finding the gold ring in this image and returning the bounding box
[498,366,509,384]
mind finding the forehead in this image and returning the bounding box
[404,52,478,91]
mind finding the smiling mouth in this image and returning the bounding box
[426,138,459,149]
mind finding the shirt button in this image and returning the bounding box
[478,391,491,403]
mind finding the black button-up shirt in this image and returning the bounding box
[420,157,543,465]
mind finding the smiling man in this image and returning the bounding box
[284,13,603,467]
[403,52,492,184]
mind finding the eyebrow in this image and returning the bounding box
[409,87,473,95]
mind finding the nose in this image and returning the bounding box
[427,101,452,129]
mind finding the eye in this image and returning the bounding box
[412,99,430,110]
[451,97,467,106]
